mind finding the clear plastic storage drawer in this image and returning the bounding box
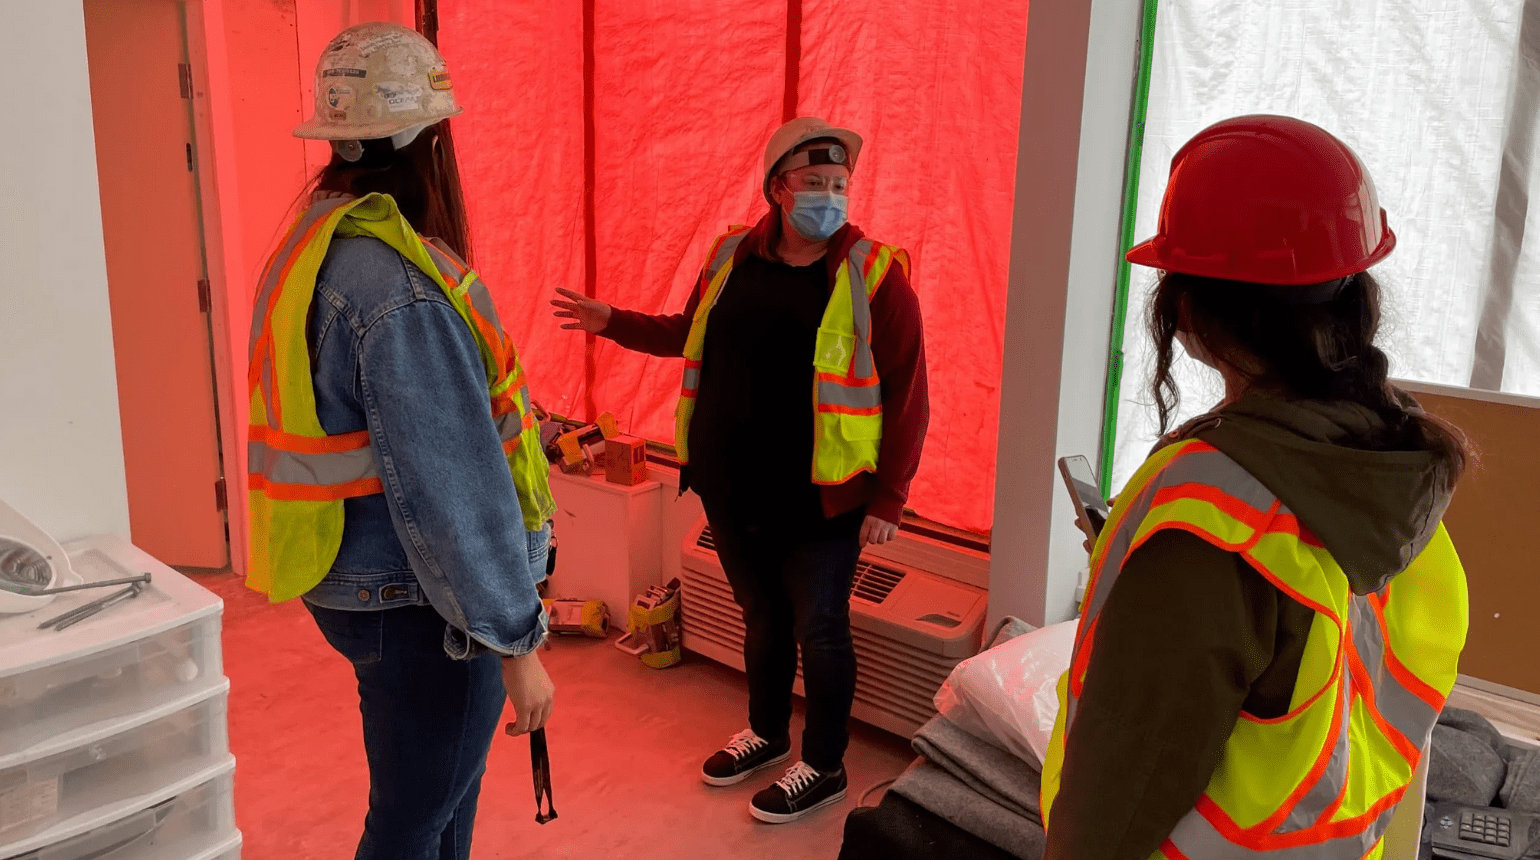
[0,537,224,755]
[0,615,223,756]
[0,684,229,851]
[3,760,236,860]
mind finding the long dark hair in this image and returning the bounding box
[1148,271,1474,483]
[310,121,474,264]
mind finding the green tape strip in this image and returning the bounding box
[1098,0,1160,498]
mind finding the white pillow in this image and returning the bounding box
[934,619,1078,770]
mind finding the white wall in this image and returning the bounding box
[988,0,1140,627]
[0,2,130,542]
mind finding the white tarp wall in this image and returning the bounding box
[1112,0,1538,489]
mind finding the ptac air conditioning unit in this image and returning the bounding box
[679,518,987,738]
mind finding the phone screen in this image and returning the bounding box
[1058,455,1109,537]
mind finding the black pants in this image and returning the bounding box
[703,502,864,773]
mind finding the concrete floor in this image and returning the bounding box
[199,571,915,860]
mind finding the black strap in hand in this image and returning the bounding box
[531,727,557,824]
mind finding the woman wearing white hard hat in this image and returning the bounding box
[553,117,930,824]
[248,23,557,858]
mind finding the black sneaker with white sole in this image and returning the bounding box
[701,729,792,787]
[749,762,848,824]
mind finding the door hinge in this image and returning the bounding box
[185,143,193,172]
[197,278,211,313]
[214,477,228,512]
[178,62,193,99]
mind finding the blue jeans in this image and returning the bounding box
[703,502,864,773]
[307,602,506,860]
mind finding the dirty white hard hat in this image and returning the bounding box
[293,22,464,148]
[762,117,864,205]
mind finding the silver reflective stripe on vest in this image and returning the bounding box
[248,438,379,486]
[817,379,882,409]
[260,361,277,430]
[464,275,503,329]
[251,197,354,428]
[1167,801,1399,860]
[1078,449,1271,661]
[1278,681,1353,833]
[422,243,507,331]
[1351,596,1439,748]
[496,409,525,443]
[682,366,701,393]
[250,196,352,353]
[846,240,877,379]
[704,232,747,298]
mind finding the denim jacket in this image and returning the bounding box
[301,234,549,659]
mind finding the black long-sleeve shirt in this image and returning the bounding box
[686,252,829,529]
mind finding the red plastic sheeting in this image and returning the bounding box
[442,1,1029,533]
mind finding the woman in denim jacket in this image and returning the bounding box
[268,24,555,860]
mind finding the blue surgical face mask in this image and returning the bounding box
[787,191,849,241]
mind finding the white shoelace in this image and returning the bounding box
[724,729,767,761]
[776,762,820,795]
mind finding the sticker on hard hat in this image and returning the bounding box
[323,68,367,79]
[375,82,424,113]
[326,85,355,110]
[429,69,453,91]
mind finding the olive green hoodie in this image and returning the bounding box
[1189,387,1456,594]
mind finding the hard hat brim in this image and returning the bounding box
[293,106,464,142]
[1124,229,1397,284]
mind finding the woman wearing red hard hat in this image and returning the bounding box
[1039,115,1472,860]
[553,117,930,824]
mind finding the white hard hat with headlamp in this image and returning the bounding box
[761,117,864,205]
[294,22,464,162]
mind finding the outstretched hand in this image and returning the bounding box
[551,288,612,334]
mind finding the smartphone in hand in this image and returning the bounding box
[1058,455,1109,542]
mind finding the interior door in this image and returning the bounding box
[84,0,228,569]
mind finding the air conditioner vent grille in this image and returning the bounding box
[852,561,904,604]
[696,525,904,605]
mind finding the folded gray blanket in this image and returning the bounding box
[1502,745,1540,814]
[889,715,1046,858]
[891,760,1046,860]
[911,714,1044,823]
[1430,723,1507,806]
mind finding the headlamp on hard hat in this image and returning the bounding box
[776,143,849,177]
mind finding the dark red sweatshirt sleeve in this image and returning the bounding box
[866,264,929,524]
[598,277,703,358]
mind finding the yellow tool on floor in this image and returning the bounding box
[615,578,683,669]
[543,599,609,638]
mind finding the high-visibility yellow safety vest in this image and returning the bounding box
[1040,438,1467,860]
[247,193,556,603]
[674,228,910,485]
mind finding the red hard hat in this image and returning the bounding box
[1126,115,1395,285]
